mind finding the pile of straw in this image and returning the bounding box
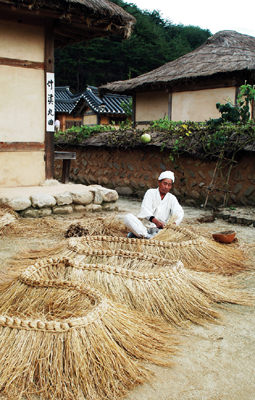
[0,205,17,232]
[0,264,178,400]
[65,216,127,238]
[23,257,253,327]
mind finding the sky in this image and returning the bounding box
[126,0,255,37]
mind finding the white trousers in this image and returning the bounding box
[124,213,159,238]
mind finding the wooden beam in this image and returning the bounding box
[44,26,55,180]
[54,151,76,160]
[0,142,44,151]
[0,57,44,70]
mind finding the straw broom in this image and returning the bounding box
[19,257,253,328]
[0,268,178,400]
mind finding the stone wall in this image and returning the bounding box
[0,184,119,217]
[54,145,255,207]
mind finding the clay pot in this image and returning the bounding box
[212,230,236,244]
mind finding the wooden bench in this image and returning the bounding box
[54,151,76,184]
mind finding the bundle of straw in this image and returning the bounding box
[0,204,17,232]
[62,235,247,275]
[0,266,178,400]
[65,216,127,238]
[22,257,253,328]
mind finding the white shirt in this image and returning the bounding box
[137,188,184,226]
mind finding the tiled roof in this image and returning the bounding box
[55,86,130,115]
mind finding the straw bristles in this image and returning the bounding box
[63,235,247,275]
[0,268,178,400]
[154,222,201,242]
[18,257,253,327]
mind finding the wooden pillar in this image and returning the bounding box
[132,93,136,129]
[45,27,55,180]
[168,92,172,120]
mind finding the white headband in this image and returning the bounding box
[158,171,175,183]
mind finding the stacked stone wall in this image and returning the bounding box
[54,145,255,207]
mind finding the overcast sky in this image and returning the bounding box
[126,0,255,37]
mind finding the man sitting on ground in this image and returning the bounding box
[124,171,184,239]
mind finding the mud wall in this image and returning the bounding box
[54,145,255,207]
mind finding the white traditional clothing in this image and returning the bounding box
[124,188,184,239]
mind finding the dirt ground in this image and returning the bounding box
[0,197,255,400]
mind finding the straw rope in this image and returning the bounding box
[13,257,253,327]
[64,235,247,275]
[0,262,179,400]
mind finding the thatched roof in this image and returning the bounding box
[100,30,255,93]
[0,0,135,46]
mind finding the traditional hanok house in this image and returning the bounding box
[0,0,135,187]
[100,30,255,128]
[55,85,131,130]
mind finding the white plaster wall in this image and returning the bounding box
[172,87,236,122]
[83,114,98,125]
[0,152,45,187]
[0,65,45,142]
[136,91,169,122]
[0,21,44,62]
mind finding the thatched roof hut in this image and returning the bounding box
[100,30,255,93]
[0,0,135,47]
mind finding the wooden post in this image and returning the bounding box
[168,92,172,120]
[45,27,55,180]
[132,93,136,129]
[54,151,76,184]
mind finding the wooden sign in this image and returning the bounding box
[46,72,55,132]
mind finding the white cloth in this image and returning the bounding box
[138,188,184,226]
[124,213,149,238]
[124,214,159,238]
[158,171,175,182]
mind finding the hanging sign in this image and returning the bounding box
[46,72,55,132]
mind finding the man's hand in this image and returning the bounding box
[151,217,165,229]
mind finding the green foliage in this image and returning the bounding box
[119,119,132,130]
[147,117,255,163]
[54,0,211,91]
[208,83,255,127]
[237,82,255,122]
[54,124,116,144]
[120,99,132,117]
[150,117,182,131]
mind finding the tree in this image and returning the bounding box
[55,0,211,92]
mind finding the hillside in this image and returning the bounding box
[54,0,211,92]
